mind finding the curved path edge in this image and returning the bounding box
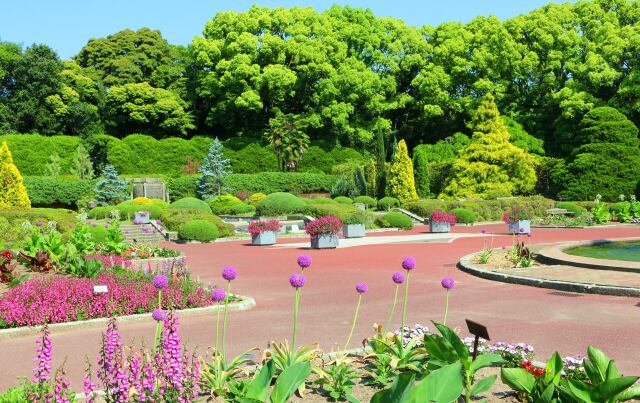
[458,253,640,297]
[0,295,256,340]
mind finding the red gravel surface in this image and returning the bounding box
[1,224,639,392]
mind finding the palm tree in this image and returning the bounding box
[265,113,310,172]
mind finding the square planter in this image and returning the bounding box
[251,231,277,246]
[343,224,365,238]
[134,211,151,224]
[430,221,451,233]
[310,233,339,249]
[508,220,531,235]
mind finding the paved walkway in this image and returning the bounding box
[1,224,639,391]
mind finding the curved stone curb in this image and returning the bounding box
[458,252,640,297]
[0,296,256,340]
[536,238,640,273]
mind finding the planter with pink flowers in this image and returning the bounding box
[248,220,282,246]
[306,215,342,249]
[503,207,531,235]
[429,210,456,233]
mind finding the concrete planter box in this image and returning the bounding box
[310,233,339,249]
[134,211,151,224]
[251,231,277,246]
[508,220,531,235]
[343,224,365,238]
[430,221,451,233]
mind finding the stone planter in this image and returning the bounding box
[343,224,365,238]
[251,231,277,246]
[508,220,531,235]
[430,221,451,233]
[310,233,339,249]
[134,211,151,224]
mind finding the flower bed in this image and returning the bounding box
[0,273,211,328]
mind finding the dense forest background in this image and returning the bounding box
[2,0,640,200]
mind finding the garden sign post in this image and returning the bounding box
[465,319,490,360]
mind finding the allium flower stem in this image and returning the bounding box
[153,290,163,352]
[344,294,362,352]
[221,281,231,358]
[291,286,301,357]
[215,300,221,353]
[385,284,400,333]
[400,271,411,346]
[443,290,450,326]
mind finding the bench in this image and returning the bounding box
[546,208,574,217]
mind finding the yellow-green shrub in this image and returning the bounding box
[0,142,31,208]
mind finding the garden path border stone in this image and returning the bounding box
[535,238,640,273]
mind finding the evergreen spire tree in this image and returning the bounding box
[442,94,536,198]
[0,142,30,208]
[413,149,430,198]
[375,130,387,198]
[70,144,94,179]
[388,139,418,202]
[45,152,62,178]
[94,164,128,206]
[197,138,231,199]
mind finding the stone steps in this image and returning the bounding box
[120,224,164,244]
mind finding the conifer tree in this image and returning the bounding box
[94,164,128,206]
[442,94,536,198]
[45,152,62,178]
[388,139,418,202]
[375,130,387,198]
[197,138,231,199]
[0,142,30,207]
[70,144,94,179]
[413,149,430,198]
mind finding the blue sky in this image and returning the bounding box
[2,1,572,59]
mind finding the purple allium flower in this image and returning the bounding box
[402,256,416,271]
[519,227,525,233]
[441,277,455,290]
[527,232,532,238]
[153,274,169,290]
[159,226,165,232]
[392,271,406,284]
[68,223,74,229]
[481,229,486,234]
[222,266,237,281]
[36,221,43,227]
[355,282,368,293]
[289,273,305,288]
[297,254,312,269]
[156,220,161,225]
[92,223,97,227]
[211,288,226,302]
[152,309,167,322]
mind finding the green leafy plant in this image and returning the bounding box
[102,221,127,254]
[313,361,361,402]
[501,352,569,402]
[69,224,95,255]
[592,195,611,224]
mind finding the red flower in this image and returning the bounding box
[430,210,457,225]
[247,220,282,236]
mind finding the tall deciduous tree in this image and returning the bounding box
[388,139,418,202]
[197,138,231,199]
[442,94,537,198]
[0,142,30,207]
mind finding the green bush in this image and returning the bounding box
[168,197,212,213]
[226,172,336,194]
[159,208,232,236]
[302,201,370,225]
[167,176,198,201]
[377,197,400,211]
[231,203,256,215]
[297,145,365,174]
[256,192,307,216]
[555,201,586,216]
[376,212,413,230]
[334,196,353,204]
[88,199,167,220]
[353,196,377,209]
[178,220,219,242]
[402,199,446,218]
[452,208,476,224]
[312,197,337,204]
[609,202,629,215]
[86,223,109,242]
[0,134,80,176]
[0,208,77,237]
[207,194,243,215]
[23,176,97,208]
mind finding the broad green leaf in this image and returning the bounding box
[370,372,415,403]
[423,334,458,364]
[501,368,535,394]
[470,375,496,397]
[346,394,361,403]
[434,322,469,359]
[605,360,621,381]
[568,379,597,403]
[544,353,563,384]
[270,362,311,403]
[598,376,639,400]
[238,399,263,403]
[407,362,463,403]
[537,383,556,402]
[469,354,506,375]
[614,384,640,401]
[587,345,610,383]
[245,359,275,401]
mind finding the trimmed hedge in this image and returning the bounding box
[207,194,243,215]
[401,199,446,218]
[555,201,586,216]
[160,208,232,237]
[334,196,353,204]
[88,199,168,220]
[353,196,377,209]
[452,208,476,224]
[168,197,212,213]
[302,201,370,224]
[24,176,96,208]
[256,192,307,216]
[376,212,413,230]
[1,134,80,176]
[378,197,400,211]
[0,208,77,241]
[178,220,219,242]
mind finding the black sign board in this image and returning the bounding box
[465,319,490,360]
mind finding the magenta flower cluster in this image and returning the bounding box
[297,254,312,269]
[392,271,405,284]
[355,282,368,294]
[441,277,455,290]
[222,266,237,281]
[153,274,169,290]
[247,219,282,236]
[289,273,306,288]
[305,215,343,238]
[211,288,226,302]
[0,274,211,328]
[402,256,416,271]
[84,254,133,270]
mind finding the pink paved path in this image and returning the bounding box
[1,224,639,391]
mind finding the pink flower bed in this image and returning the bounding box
[0,274,211,328]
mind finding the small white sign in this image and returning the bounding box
[93,285,108,295]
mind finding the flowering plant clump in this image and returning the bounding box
[430,210,457,225]
[562,355,588,381]
[0,273,211,328]
[84,254,133,270]
[502,207,530,223]
[247,219,282,236]
[0,249,17,283]
[305,215,343,238]
[520,360,545,377]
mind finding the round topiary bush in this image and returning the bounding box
[378,197,400,211]
[452,208,476,224]
[169,197,212,214]
[555,201,586,216]
[131,197,153,206]
[231,203,256,215]
[160,208,232,237]
[248,192,266,205]
[313,197,337,204]
[208,194,243,215]
[256,192,307,216]
[353,196,377,209]
[178,220,219,242]
[376,212,413,230]
[334,196,353,204]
